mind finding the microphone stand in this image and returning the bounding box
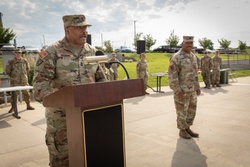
[107,62,130,80]
[97,62,108,81]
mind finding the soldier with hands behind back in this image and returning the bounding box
[5,48,35,113]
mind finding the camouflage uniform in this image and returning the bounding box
[108,58,120,80]
[168,49,200,130]
[212,56,222,86]
[196,55,201,71]
[33,37,104,167]
[5,56,32,105]
[200,56,213,87]
[136,58,148,92]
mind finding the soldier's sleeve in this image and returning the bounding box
[33,48,56,102]
[25,59,30,73]
[95,63,107,82]
[136,61,140,75]
[89,46,106,82]
[194,70,200,91]
[210,58,213,70]
[168,59,182,93]
[117,59,120,68]
[5,60,12,76]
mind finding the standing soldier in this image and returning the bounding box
[192,49,200,72]
[200,51,213,89]
[33,14,105,166]
[212,50,222,87]
[5,48,35,113]
[168,36,201,139]
[136,52,149,94]
[108,52,120,80]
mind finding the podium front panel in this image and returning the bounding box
[82,104,125,167]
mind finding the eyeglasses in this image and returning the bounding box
[15,52,22,54]
[68,26,87,31]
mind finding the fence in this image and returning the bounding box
[221,54,250,70]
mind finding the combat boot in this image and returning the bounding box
[8,106,14,113]
[186,127,199,138]
[207,84,211,89]
[216,84,221,87]
[179,129,191,139]
[26,102,35,110]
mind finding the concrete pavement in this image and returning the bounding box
[0,76,250,167]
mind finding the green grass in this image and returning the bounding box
[1,53,249,88]
[119,53,171,87]
[119,53,250,87]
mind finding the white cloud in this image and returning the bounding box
[0,0,249,49]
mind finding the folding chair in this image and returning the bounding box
[229,70,237,82]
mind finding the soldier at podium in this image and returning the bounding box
[33,14,105,167]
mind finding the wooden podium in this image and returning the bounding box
[43,79,144,167]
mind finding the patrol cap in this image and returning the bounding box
[140,52,146,56]
[14,48,22,53]
[183,36,194,42]
[63,14,91,27]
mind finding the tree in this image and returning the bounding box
[143,34,156,51]
[198,37,214,50]
[95,46,105,52]
[104,40,113,53]
[0,13,16,48]
[238,40,247,53]
[165,30,179,48]
[133,32,143,49]
[218,38,231,49]
[0,26,16,48]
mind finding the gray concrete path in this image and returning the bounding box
[1,77,250,167]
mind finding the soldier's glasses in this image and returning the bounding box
[70,26,87,31]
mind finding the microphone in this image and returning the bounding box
[83,50,109,64]
[82,50,109,81]
[92,50,130,79]
[95,50,112,70]
[82,55,108,64]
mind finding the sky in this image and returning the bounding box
[1,0,250,50]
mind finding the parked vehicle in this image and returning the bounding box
[218,49,240,54]
[120,48,135,53]
[153,45,178,53]
[218,49,228,54]
[21,46,40,53]
[195,48,204,54]
[206,49,216,54]
[228,49,240,54]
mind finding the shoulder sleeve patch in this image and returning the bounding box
[39,50,48,59]
[36,59,43,66]
[169,61,174,66]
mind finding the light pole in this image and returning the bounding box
[101,33,103,48]
[134,20,137,39]
[0,12,3,27]
[42,35,45,46]
[134,20,137,51]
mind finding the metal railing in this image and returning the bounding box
[221,54,250,70]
